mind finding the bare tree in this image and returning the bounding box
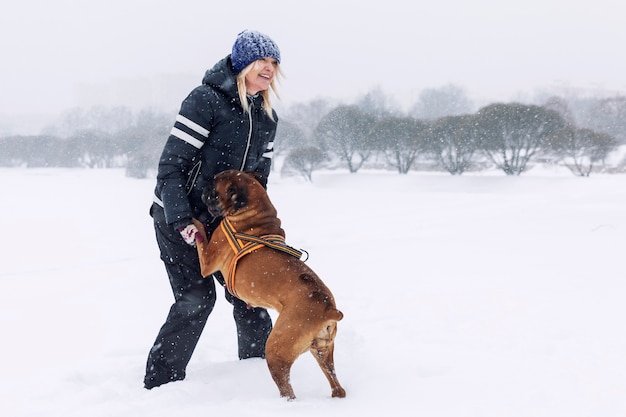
[314,105,376,173]
[273,119,305,156]
[0,135,70,167]
[356,87,402,119]
[585,97,626,144]
[121,108,172,178]
[548,126,617,176]
[409,84,474,121]
[280,99,334,146]
[66,129,119,168]
[476,103,567,175]
[369,116,430,174]
[428,114,480,175]
[281,146,328,182]
[542,96,576,124]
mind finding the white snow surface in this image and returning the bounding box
[1,167,625,416]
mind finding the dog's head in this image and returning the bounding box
[202,170,264,218]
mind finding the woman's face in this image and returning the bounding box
[244,57,278,95]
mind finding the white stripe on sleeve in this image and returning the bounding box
[171,127,204,149]
[262,141,274,158]
[176,114,209,137]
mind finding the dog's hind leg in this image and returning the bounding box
[265,316,305,400]
[309,321,346,398]
[266,355,296,400]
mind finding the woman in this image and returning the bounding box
[144,30,282,390]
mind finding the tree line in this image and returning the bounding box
[1,86,625,180]
[279,88,625,180]
[0,106,171,178]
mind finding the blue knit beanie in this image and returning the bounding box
[231,30,281,74]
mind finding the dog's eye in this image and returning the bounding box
[227,184,237,199]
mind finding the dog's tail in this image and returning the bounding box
[308,289,343,322]
[326,308,343,322]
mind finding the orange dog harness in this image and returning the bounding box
[220,218,306,298]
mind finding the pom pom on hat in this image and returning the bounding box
[231,30,281,74]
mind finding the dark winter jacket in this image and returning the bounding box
[153,56,278,228]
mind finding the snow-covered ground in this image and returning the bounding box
[1,167,625,417]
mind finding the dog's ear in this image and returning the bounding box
[248,171,264,184]
[243,171,268,189]
[226,181,248,212]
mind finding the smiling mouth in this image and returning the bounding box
[260,74,271,80]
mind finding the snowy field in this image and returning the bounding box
[1,167,625,417]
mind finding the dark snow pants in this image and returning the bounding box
[144,204,273,389]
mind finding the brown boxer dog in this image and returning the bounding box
[192,170,345,400]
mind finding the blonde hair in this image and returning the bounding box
[236,60,283,121]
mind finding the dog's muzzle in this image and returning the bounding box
[202,185,222,218]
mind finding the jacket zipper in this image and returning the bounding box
[240,96,254,171]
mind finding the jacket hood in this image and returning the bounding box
[201,56,238,97]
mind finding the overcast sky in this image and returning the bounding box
[2,0,625,125]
